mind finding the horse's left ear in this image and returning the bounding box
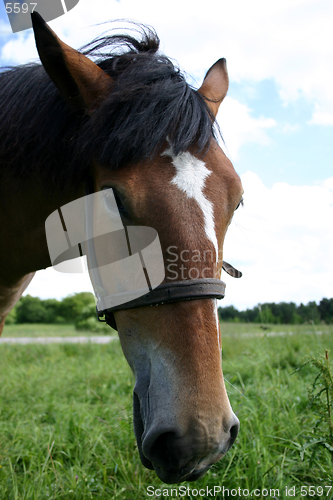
[31,12,113,113]
[198,58,229,117]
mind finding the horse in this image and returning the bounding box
[0,12,244,484]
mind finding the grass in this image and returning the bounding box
[1,324,90,338]
[0,322,333,499]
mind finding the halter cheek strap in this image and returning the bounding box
[222,261,242,278]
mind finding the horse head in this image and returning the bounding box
[32,12,243,484]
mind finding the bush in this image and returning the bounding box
[15,295,49,323]
[5,307,17,325]
[12,292,97,325]
[75,303,111,333]
[57,292,96,323]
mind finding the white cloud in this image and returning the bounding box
[222,172,333,309]
[309,106,333,126]
[1,31,37,63]
[1,0,332,124]
[217,97,276,160]
[281,123,300,134]
[25,265,94,300]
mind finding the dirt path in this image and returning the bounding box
[0,336,118,344]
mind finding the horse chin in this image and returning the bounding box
[152,465,210,484]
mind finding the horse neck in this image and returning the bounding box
[0,272,35,331]
[0,176,84,286]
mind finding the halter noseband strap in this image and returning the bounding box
[97,278,226,330]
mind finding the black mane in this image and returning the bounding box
[0,23,217,188]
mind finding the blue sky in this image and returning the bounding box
[1,0,332,310]
[229,79,333,187]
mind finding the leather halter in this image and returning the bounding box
[97,278,227,330]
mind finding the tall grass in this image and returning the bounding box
[0,323,332,499]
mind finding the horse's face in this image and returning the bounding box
[96,141,243,483]
[32,13,243,483]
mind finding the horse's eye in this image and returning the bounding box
[103,187,129,218]
[235,197,244,211]
[113,190,126,214]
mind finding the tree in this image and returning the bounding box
[5,306,17,324]
[15,295,48,323]
[239,307,258,323]
[297,301,320,324]
[318,298,333,324]
[57,292,96,323]
[218,305,240,322]
[268,302,299,324]
[43,298,64,323]
[75,303,110,333]
[257,304,277,324]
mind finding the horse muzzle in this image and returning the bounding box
[133,390,239,484]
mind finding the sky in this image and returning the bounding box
[1,0,332,310]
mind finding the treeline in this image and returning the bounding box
[6,293,96,325]
[6,292,111,332]
[7,294,333,327]
[218,298,333,324]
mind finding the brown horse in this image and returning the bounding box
[0,13,243,483]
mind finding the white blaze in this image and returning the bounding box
[163,148,219,262]
[163,147,221,347]
[215,299,221,350]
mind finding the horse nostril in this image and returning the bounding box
[228,418,240,449]
[144,431,181,469]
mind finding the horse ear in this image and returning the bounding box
[31,12,113,113]
[198,58,229,117]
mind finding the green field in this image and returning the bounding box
[1,322,332,499]
[1,324,92,338]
